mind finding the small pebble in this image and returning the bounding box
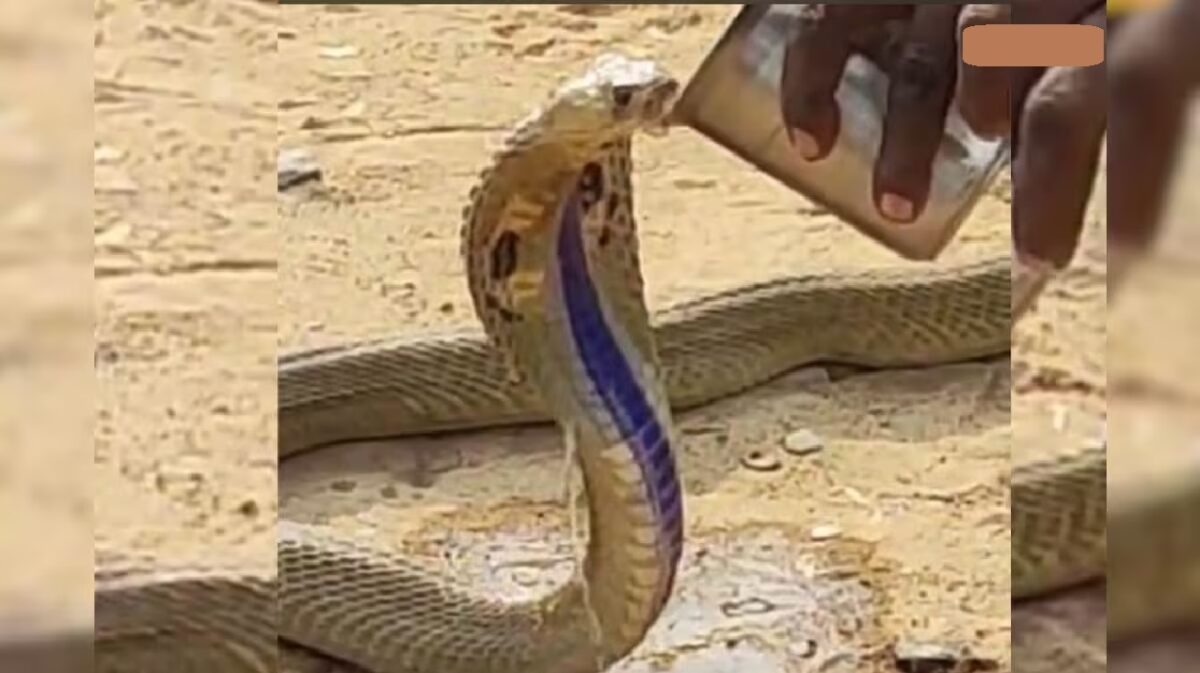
[93,145,123,163]
[237,499,259,517]
[810,524,841,541]
[793,638,818,658]
[741,449,781,472]
[278,147,322,191]
[1051,404,1069,432]
[893,641,997,673]
[783,428,824,456]
[681,422,725,436]
[319,44,360,59]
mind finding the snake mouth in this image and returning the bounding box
[644,80,681,136]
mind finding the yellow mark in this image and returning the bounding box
[501,194,547,233]
[1109,0,1170,15]
[508,270,545,304]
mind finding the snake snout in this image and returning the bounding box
[642,80,680,135]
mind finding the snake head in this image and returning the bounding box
[537,53,679,148]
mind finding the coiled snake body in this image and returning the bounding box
[92,54,1200,672]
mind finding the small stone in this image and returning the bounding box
[893,641,997,673]
[93,145,124,163]
[793,638,818,658]
[237,500,259,517]
[810,524,841,541]
[740,449,781,472]
[681,423,725,436]
[319,44,360,60]
[278,147,322,191]
[1051,404,1069,432]
[783,428,824,456]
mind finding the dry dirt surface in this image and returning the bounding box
[89,3,1199,673]
[94,0,278,628]
[0,0,92,654]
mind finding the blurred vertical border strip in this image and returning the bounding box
[0,0,94,666]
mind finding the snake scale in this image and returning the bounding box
[89,54,1200,672]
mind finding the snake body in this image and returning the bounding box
[94,552,277,673]
[279,257,1012,457]
[92,54,1200,672]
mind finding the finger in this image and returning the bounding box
[1007,67,1045,155]
[1009,0,1106,152]
[873,4,960,223]
[781,4,910,161]
[1108,0,1200,255]
[781,7,851,160]
[1016,0,1102,25]
[955,4,1011,138]
[1011,8,1107,269]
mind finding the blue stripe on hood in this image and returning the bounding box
[555,190,684,575]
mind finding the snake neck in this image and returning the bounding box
[543,182,685,654]
[454,133,682,671]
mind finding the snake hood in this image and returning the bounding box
[289,52,692,673]
[463,53,680,387]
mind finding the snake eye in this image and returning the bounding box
[612,85,635,108]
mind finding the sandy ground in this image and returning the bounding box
[2,0,109,643]
[78,2,1192,673]
[94,0,278,615]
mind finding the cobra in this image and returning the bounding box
[278,53,686,673]
[90,52,1200,673]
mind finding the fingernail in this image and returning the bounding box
[788,128,820,161]
[879,193,914,222]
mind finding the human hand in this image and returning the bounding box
[780,3,1016,224]
[779,2,1111,319]
[1106,0,1200,293]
